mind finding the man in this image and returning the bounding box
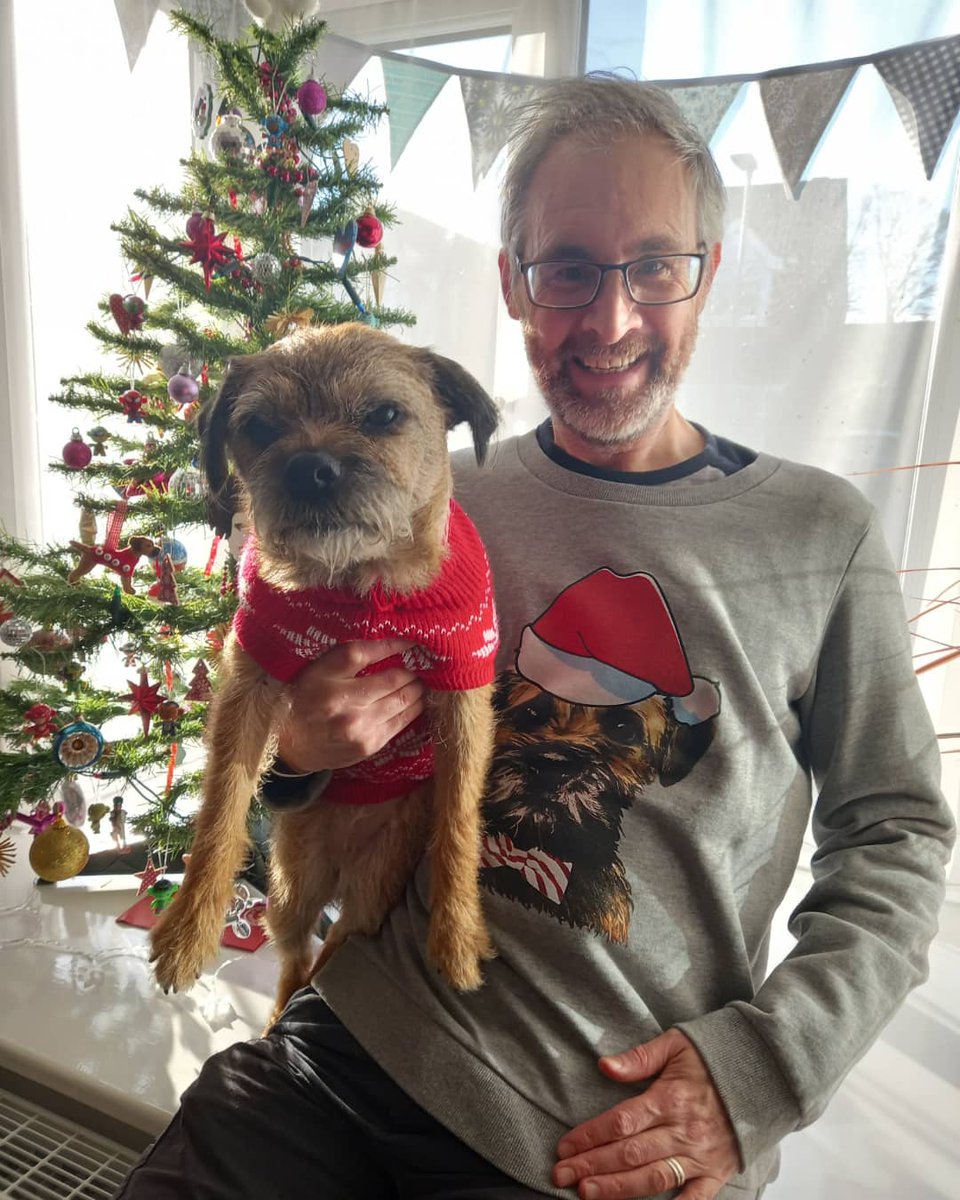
[118,79,953,1200]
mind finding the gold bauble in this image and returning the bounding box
[29,817,90,882]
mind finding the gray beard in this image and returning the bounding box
[525,324,697,448]
[543,369,678,446]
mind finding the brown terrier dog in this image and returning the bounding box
[149,323,499,1026]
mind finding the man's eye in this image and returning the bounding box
[363,404,403,432]
[242,415,281,448]
[636,258,669,276]
[542,262,591,285]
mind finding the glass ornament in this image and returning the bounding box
[0,616,33,647]
[161,538,188,569]
[52,721,105,771]
[192,82,213,138]
[168,373,200,405]
[211,114,248,159]
[356,212,383,249]
[60,778,87,826]
[168,463,205,499]
[251,252,281,283]
[62,428,93,469]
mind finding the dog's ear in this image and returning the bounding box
[657,714,716,787]
[412,349,499,466]
[199,356,255,494]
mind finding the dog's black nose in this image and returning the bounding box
[284,450,343,501]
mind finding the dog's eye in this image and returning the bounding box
[363,404,403,432]
[241,415,281,449]
[598,709,643,744]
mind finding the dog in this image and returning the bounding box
[149,323,499,1027]
[480,671,718,943]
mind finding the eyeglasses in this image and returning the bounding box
[516,252,706,310]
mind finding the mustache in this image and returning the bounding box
[560,334,666,362]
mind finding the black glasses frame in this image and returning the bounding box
[516,252,707,310]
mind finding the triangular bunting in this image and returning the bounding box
[460,76,543,188]
[669,82,742,145]
[382,57,450,168]
[306,33,371,94]
[875,35,960,179]
[760,66,856,198]
[113,0,160,71]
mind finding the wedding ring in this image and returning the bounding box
[664,1156,685,1188]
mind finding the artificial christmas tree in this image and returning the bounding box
[0,8,412,879]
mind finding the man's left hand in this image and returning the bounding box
[552,1028,740,1199]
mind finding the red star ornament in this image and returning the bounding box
[135,855,160,896]
[122,669,164,735]
[180,217,234,289]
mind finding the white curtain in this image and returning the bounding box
[0,0,42,547]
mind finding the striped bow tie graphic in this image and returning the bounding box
[480,833,572,905]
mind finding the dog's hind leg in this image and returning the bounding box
[426,686,496,991]
[150,635,284,993]
[308,790,432,979]
[262,807,341,1032]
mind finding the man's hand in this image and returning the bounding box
[275,640,426,773]
[552,1029,740,1199]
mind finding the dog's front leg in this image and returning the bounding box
[150,636,284,992]
[426,685,496,991]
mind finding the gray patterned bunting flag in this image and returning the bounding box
[306,33,371,94]
[382,58,450,168]
[460,76,543,187]
[760,66,857,198]
[114,0,160,70]
[669,82,742,145]
[875,35,960,179]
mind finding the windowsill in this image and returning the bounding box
[0,825,273,1139]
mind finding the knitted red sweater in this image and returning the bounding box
[234,500,498,805]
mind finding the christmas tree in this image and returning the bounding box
[0,8,412,882]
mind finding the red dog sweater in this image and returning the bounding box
[234,500,498,805]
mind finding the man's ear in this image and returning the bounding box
[498,249,522,320]
[697,242,723,311]
[411,348,499,466]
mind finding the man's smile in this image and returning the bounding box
[572,351,649,375]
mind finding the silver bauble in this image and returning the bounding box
[0,616,33,648]
[251,253,282,283]
[211,114,247,159]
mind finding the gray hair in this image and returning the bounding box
[500,76,726,269]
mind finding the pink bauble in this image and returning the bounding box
[296,79,327,117]
[167,373,200,405]
[185,211,207,239]
[356,212,383,249]
[62,431,92,470]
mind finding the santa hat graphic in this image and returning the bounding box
[517,569,694,706]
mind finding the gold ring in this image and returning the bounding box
[664,1156,685,1188]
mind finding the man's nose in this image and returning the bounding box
[579,269,645,342]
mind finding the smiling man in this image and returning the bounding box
[501,131,720,470]
[118,79,952,1200]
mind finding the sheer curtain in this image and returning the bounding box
[316,2,960,881]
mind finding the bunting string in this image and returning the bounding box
[112,5,960,194]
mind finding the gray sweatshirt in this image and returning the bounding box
[317,429,953,1198]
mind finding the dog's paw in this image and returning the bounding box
[149,913,210,994]
[428,927,488,992]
